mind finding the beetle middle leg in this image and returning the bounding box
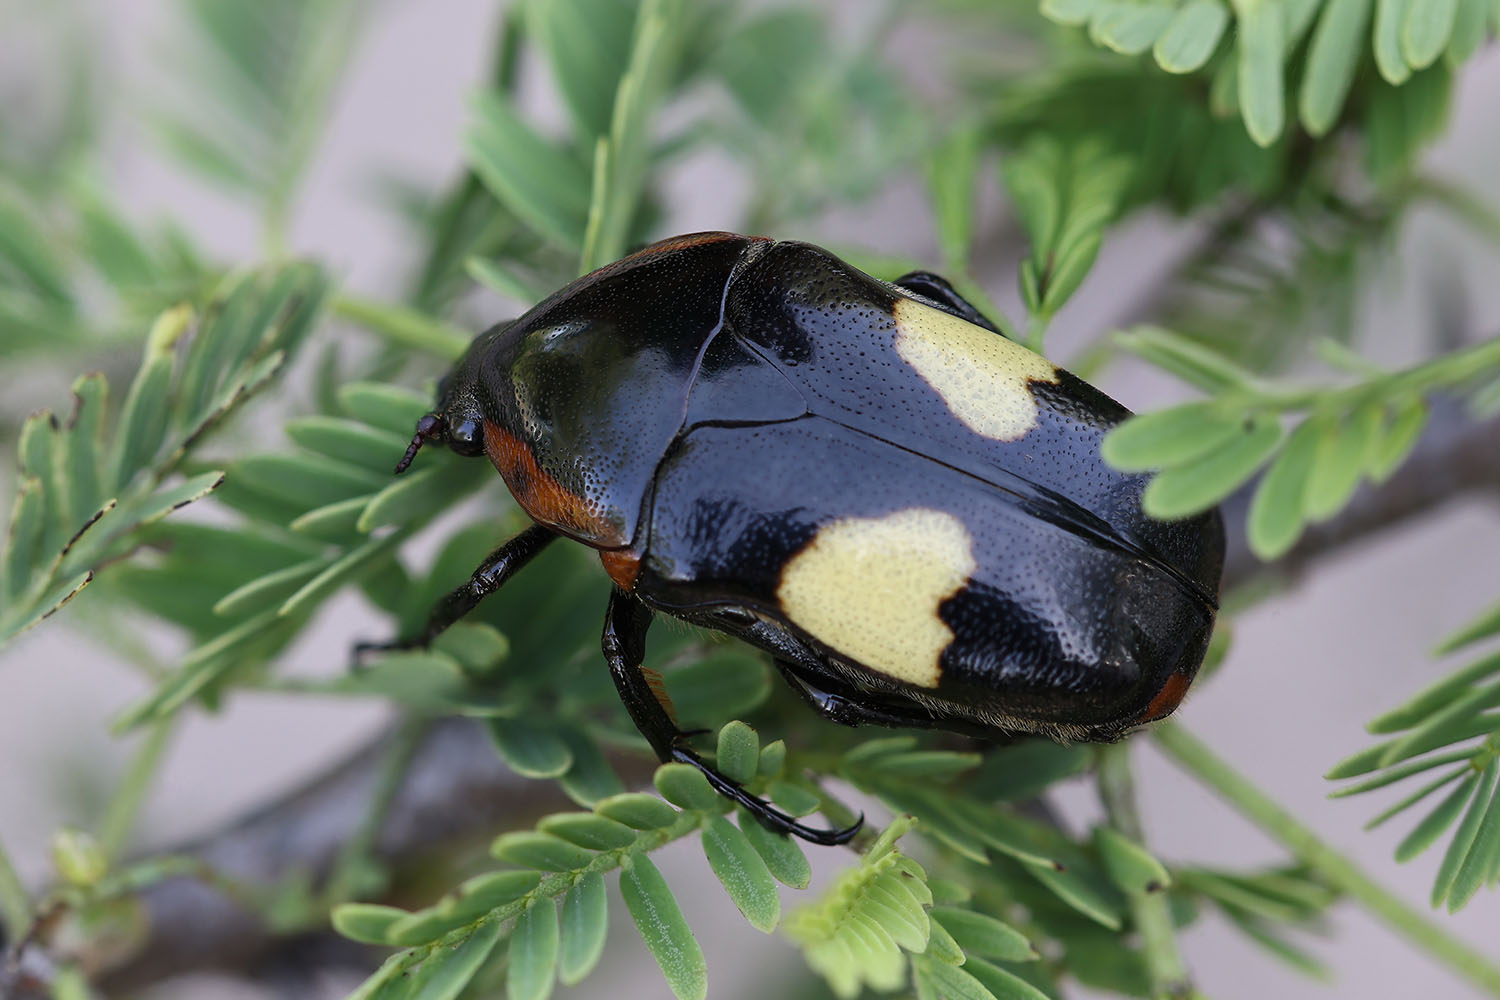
[602,590,860,846]
[357,523,556,658]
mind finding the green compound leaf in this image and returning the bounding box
[701,816,780,932]
[1142,415,1282,519]
[1153,0,1229,72]
[559,872,609,986]
[620,854,708,1000]
[785,819,931,998]
[508,899,560,1000]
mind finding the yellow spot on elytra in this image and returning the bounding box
[777,508,976,688]
[893,296,1058,441]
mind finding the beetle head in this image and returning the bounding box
[394,409,487,474]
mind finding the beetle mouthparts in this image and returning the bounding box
[395,413,444,475]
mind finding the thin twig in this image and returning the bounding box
[1096,744,1192,999]
[1153,722,1500,997]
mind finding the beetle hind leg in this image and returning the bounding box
[603,590,861,846]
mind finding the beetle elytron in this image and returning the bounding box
[385,232,1225,843]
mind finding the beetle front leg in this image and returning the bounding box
[601,590,861,846]
[357,524,556,659]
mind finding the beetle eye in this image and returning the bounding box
[448,417,485,457]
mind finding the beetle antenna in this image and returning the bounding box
[395,413,444,475]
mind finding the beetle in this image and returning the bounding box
[384,231,1225,844]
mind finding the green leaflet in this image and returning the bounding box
[537,813,638,851]
[1142,415,1283,519]
[1246,416,1322,559]
[1236,0,1285,147]
[1301,0,1374,135]
[1154,0,1230,73]
[466,92,590,250]
[620,854,708,1000]
[738,808,811,889]
[1100,403,1246,472]
[507,899,560,1000]
[559,872,609,985]
[1374,0,1414,83]
[701,816,780,932]
[929,907,1037,962]
[715,721,760,784]
[490,718,575,779]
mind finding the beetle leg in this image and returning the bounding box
[357,524,556,659]
[774,661,943,730]
[892,271,1000,334]
[602,590,861,846]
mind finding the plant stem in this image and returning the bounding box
[98,719,177,863]
[332,295,472,360]
[1096,743,1192,999]
[325,716,427,903]
[1153,721,1500,997]
[0,830,30,940]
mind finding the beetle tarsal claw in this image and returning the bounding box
[668,747,862,846]
[395,413,445,475]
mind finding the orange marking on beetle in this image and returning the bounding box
[482,420,622,545]
[600,548,642,591]
[641,666,678,725]
[1136,671,1192,724]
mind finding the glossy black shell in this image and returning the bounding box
[436,232,1225,739]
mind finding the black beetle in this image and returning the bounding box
[386,232,1224,844]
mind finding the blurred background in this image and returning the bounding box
[2,0,1500,998]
